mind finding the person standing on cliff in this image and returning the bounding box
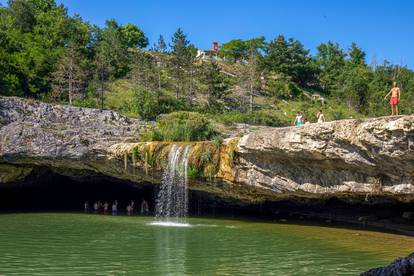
[293,112,303,126]
[316,110,325,123]
[384,82,401,115]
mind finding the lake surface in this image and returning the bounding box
[0,213,413,275]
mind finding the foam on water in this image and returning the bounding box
[149,221,192,227]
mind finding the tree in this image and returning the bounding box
[246,45,262,112]
[94,42,112,110]
[218,37,265,62]
[152,34,167,91]
[129,50,157,90]
[94,20,148,80]
[265,35,316,87]
[51,44,85,104]
[120,23,148,49]
[333,63,371,112]
[316,41,346,92]
[201,60,229,108]
[237,43,263,113]
[349,42,366,65]
[331,43,370,112]
[169,28,194,99]
[0,0,89,97]
[219,39,246,62]
[8,0,36,32]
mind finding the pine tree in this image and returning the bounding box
[316,41,346,92]
[201,60,228,108]
[169,28,192,99]
[266,35,316,87]
[152,35,167,91]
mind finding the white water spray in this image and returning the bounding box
[152,144,191,226]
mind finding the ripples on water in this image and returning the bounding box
[0,213,413,275]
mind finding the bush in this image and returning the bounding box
[142,111,219,142]
[135,88,195,120]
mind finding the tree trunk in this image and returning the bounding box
[158,69,161,91]
[68,79,73,105]
[100,70,104,110]
[68,58,73,105]
[189,68,193,98]
[249,83,253,113]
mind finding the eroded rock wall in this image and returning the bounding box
[1,96,413,203]
[236,117,414,201]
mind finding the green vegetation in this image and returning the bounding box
[127,141,220,179]
[1,0,413,129]
[142,112,218,142]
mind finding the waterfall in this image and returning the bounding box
[153,144,191,226]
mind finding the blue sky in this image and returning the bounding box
[2,0,414,68]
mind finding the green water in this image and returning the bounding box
[0,213,413,275]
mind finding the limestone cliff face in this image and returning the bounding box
[1,96,413,203]
[236,116,414,201]
[0,96,151,183]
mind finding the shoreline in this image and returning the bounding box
[0,210,412,237]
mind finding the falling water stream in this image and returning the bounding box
[151,144,191,226]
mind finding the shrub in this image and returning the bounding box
[136,88,193,120]
[142,111,219,142]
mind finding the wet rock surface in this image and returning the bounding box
[361,252,414,276]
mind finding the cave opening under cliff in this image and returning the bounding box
[0,168,157,212]
[1,167,413,234]
[0,167,250,216]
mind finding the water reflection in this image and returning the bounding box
[155,226,188,275]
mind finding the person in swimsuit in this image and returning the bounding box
[126,204,132,216]
[93,202,99,214]
[384,82,401,115]
[141,200,149,215]
[316,110,325,123]
[293,112,303,126]
[103,201,109,215]
[130,200,135,215]
[112,201,118,216]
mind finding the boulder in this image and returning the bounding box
[361,252,414,276]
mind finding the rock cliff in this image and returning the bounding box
[236,115,414,202]
[1,96,413,203]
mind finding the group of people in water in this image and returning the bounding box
[83,200,150,216]
[294,82,402,126]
